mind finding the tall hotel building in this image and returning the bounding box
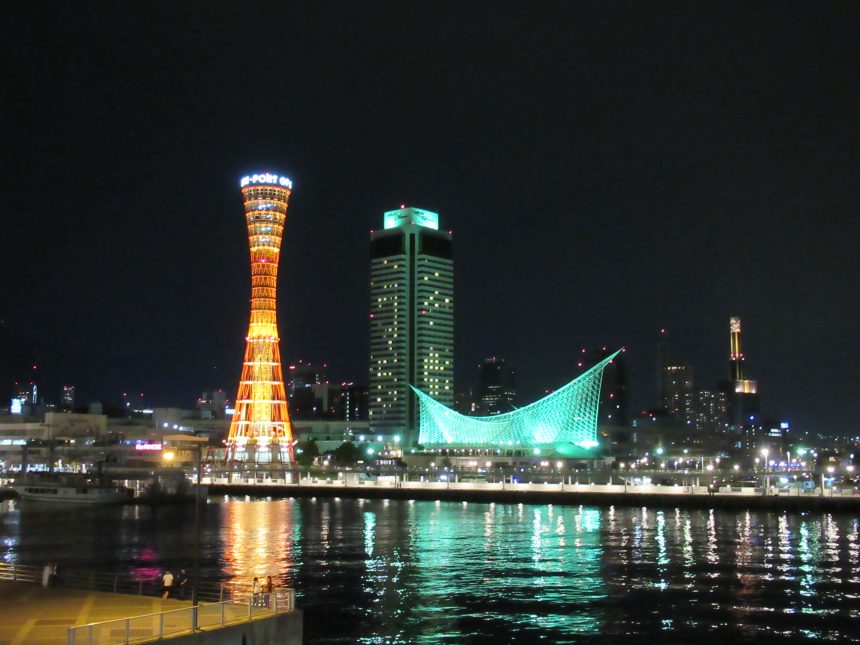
[369,207,453,446]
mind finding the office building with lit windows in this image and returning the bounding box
[477,357,516,415]
[663,364,694,418]
[369,207,453,446]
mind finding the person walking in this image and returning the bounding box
[162,570,174,599]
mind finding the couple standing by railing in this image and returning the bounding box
[251,575,275,606]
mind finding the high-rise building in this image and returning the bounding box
[287,360,330,419]
[196,390,227,420]
[61,385,76,410]
[663,364,693,417]
[369,206,453,445]
[341,383,369,421]
[226,172,295,463]
[477,357,516,415]
[685,388,729,434]
[13,382,37,406]
[453,388,475,415]
[10,382,37,415]
[722,316,760,428]
[656,327,669,409]
[729,316,744,380]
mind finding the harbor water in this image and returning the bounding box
[1,496,859,643]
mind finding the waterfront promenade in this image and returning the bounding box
[207,477,860,512]
[0,582,190,645]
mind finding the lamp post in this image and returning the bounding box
[761,448,770,492]
[165,438,203,630]
[192,444,201,630]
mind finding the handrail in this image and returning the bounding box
[56,568,237,601]
[0,561,247,603]
[67,590,296,645]
[0,562,41,583]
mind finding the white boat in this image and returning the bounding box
[13,477,131,504]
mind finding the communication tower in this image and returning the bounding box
[226,172,295,463]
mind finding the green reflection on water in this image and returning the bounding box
[407,502,606,639]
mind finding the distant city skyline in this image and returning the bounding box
[3,4,858,436]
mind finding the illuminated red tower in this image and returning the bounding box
[226,172,295,463]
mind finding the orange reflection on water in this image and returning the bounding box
[221,499,298,591]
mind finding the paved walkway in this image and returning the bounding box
[0,581,191,645]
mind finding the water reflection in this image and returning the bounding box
[2,499,860,642]
[220,499,299,591]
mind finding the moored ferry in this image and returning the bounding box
[12,475,132,504]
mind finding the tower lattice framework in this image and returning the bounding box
[226,173,295,463]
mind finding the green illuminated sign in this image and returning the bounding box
[383,207,439,230]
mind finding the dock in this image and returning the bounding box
[208,479,860,512]
[0,565,302,645]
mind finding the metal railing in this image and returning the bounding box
[67,590,295,645]
[0,561,40,583]
[55,568,236,602]
[0,560,246,603]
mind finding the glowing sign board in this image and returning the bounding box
[135,442,163,452]
[10,398,22,415]
[383,207,439,230]
[240,173,293,189]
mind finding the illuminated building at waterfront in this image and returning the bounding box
[413,351,619,456]
[369,207,453,446]
[226,172,295,463]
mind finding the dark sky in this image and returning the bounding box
[2,2,858,434]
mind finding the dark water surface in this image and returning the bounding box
[2,497,859,643]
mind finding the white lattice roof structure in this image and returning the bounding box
[413,351,620,454]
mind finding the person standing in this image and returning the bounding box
[177,569,189,599]
[162,570,174,599]
[41,563,54,588]
[264,575,274,607]
[252,577,260,606]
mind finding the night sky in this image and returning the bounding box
[2,3,858,435]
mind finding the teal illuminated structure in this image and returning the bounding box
[413,351,620,456]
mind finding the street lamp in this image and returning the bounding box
[760,448,770,490]
[822,465,836,497]
[164,435,205,630]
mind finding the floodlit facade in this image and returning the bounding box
[369,207,453,445]
[414,351,620,456]
[226,172,295,463]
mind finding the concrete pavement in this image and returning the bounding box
[0,580,191,645]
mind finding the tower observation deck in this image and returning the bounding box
[226,172,295,463]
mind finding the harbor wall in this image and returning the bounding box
[209,483,860,513]
[160,610,302,645]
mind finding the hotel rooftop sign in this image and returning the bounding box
[383,207,439,230]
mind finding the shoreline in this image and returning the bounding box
[208,483,860,513]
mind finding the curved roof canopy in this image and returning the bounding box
[413,351,620,453]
